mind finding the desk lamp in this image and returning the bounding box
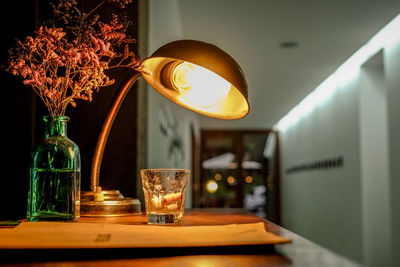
[80,40,249,217]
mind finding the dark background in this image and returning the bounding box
[0,0,139,220]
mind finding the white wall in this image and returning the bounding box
[385,32,400,267]
[280,73,363,262]
[279,31,400,267]
[359,54,392,267]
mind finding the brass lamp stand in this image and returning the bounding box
[80,73,142,217]
[80,40,250,217]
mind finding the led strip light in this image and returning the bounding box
[275,14,400,132]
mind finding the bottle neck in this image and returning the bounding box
[44,115,69,137]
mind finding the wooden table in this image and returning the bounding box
[1,209,362,266]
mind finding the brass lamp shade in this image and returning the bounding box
[141,40,249,119]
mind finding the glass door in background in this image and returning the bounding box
[197,130,281,224]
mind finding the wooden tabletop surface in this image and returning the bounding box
[1,208,362,267]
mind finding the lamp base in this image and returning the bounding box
[80,190,141,217]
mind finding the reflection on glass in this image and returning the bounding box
[199,130,276,219]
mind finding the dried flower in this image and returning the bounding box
[5,0,140,116]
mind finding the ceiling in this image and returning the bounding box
[174,0,400,128]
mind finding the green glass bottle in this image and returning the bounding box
[27,115,81,222]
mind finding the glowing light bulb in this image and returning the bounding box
[172,62,232,108]
[206,180,218,193]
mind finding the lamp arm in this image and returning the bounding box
[90,71,142,192]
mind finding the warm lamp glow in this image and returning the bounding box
[215,173,222,181]
[172,61,231,108]
[227,176,235,184]
[206,180,218,193]
[245,176,253,183]
[141,40,249,119]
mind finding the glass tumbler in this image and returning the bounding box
[141,169,190,224]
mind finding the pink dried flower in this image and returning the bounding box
[23,70,42,87]
[44,89,62,100]
[5,0,140,116]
